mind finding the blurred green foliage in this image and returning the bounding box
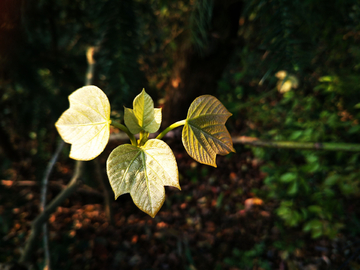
[217,1,360,265]
[224,242,271,270]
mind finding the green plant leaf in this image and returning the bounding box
[55,85,111,160]
[107,139,180,217]
[308,205,322,213]
[124,89,162,134]
[287,181,298,195]
[182,95,235,167]
[280,172,297,183]
[324,174,340,186]
[303,219,323,233]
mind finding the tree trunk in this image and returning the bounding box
[162,0,243,127]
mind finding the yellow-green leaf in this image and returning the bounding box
[124,89,162,134]
[107,139,180,217]
[55,85,111,161]
[182,95,235,167]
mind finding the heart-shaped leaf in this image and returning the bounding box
[107,139,180,217]
[124,89,162,134]
[55,85,111,161]
[182,95,235,167]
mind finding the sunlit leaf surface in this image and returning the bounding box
[124,89,162,134]
[55,85,111,160]
[107,139,180,217]
[182,95,235,167]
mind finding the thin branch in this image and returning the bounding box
[1,180,103,197]
[40,140,65,211]
[19,161,84,264]
[42,224,50,270]
[93,159,114,225]
[39,140,64,270]
[233,136,360,152]
[85,46,96,86]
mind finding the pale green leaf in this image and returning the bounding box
[124,89,162,134]
[55,85,111,160]
[107,139,180,217]
[182,95,235,167]
[124,107,141,134]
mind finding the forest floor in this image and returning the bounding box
[1,137,359,270]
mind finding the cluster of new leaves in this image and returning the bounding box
[56,86,234,217]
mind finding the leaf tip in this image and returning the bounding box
[200,159,218,168]
[149,212,157,218]
[133,200,160,218]
[171,183,181,191]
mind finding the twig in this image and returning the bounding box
[40,140,64,270]
[19,161,84,264]
[93,159,114,224]
[232,136,360,152]
[42,224,50,270]
[1,180,103,197]
[40,141,65,211]
[85,46,96,86]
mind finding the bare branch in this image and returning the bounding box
[233,136,360,152]
[93,159,114,224]
[19,161,84,264]
[40,140,64,270]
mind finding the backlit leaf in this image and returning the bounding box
[107,139,180,217]
[55,85,111,160]
[182,95,235,167]
[124,89,162,134]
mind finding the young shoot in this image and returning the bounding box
[56,86,234,217]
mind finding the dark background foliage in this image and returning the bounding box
[1,0,360,269]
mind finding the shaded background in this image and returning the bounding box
[1,0,360,269]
